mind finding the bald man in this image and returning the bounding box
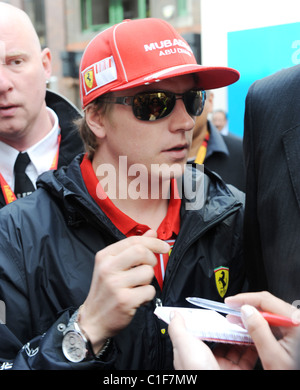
[0,2,83,207]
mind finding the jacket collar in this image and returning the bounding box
[37,155,244,236]
[206,121,229,159]
[45,90,83,168]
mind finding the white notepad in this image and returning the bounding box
[154,306,253,345]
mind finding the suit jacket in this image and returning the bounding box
[0,90,83,208]
[205,123,245,192]
[244,64,300,302]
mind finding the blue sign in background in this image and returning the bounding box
[227,22,300,137]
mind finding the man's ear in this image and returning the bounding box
[85,105,107,139]
[41,48,52,80]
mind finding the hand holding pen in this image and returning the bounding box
[187,296,299,327]
[224,291,300,370]
[169,291,300,370]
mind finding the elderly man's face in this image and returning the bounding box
[0,7,51,148]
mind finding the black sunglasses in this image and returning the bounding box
[99,90,206,121]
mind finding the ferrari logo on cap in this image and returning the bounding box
[81,56,117,97]
[214,266,229,298]
[85,70,94,89]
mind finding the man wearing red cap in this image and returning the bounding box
[0,19,247,370]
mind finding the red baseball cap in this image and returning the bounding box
[80,18,239,109]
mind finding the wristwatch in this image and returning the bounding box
[62,309,111,363]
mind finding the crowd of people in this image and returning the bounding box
[0,1,299,371]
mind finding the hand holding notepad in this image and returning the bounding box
[154,306,253,345]
[160,294,300,369]
[155,297,299,345]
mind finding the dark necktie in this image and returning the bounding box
[14,152,35,199]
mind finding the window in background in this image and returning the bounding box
[81,0,149,32]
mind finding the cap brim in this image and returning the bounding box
[111,64,240,91]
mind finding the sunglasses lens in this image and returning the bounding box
[184,90,205,116]
[132,90,205,121]
[133,92,175,121]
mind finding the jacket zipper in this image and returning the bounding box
[156,298,162,308]
[154,297,166,369]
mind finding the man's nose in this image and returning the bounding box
[0,64,13,93]
[168,98,196,133]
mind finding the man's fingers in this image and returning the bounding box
[124,264,155,287]
[125,284,156,309]
[99,244,159,273]
[168,311,188,342]
[142,229,158,238]
[240,305,284,369]
[169,312,220,370]
[225,291,296,318]
[98,235,170,259]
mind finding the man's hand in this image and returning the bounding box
[78,231,170,353]
[168,311,220,370]
[226,291,300,370]
[168,311,257,370]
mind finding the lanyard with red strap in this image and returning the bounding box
[0,133,61,205]
[194,130,210,165]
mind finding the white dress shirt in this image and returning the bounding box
[0,107,60,192]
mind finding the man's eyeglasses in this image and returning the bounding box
[99,90,206,121]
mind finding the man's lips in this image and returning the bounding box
[164,144,189,152]
[0,105,19,117]
[162,144,189,159]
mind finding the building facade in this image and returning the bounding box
[3,0,201,108]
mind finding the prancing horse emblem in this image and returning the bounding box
[214,266,229,298]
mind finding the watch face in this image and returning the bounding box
[62,331,87,363]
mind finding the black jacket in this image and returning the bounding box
[244,65,300,302]
[0,90,83,208]
[0,156,245,369]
